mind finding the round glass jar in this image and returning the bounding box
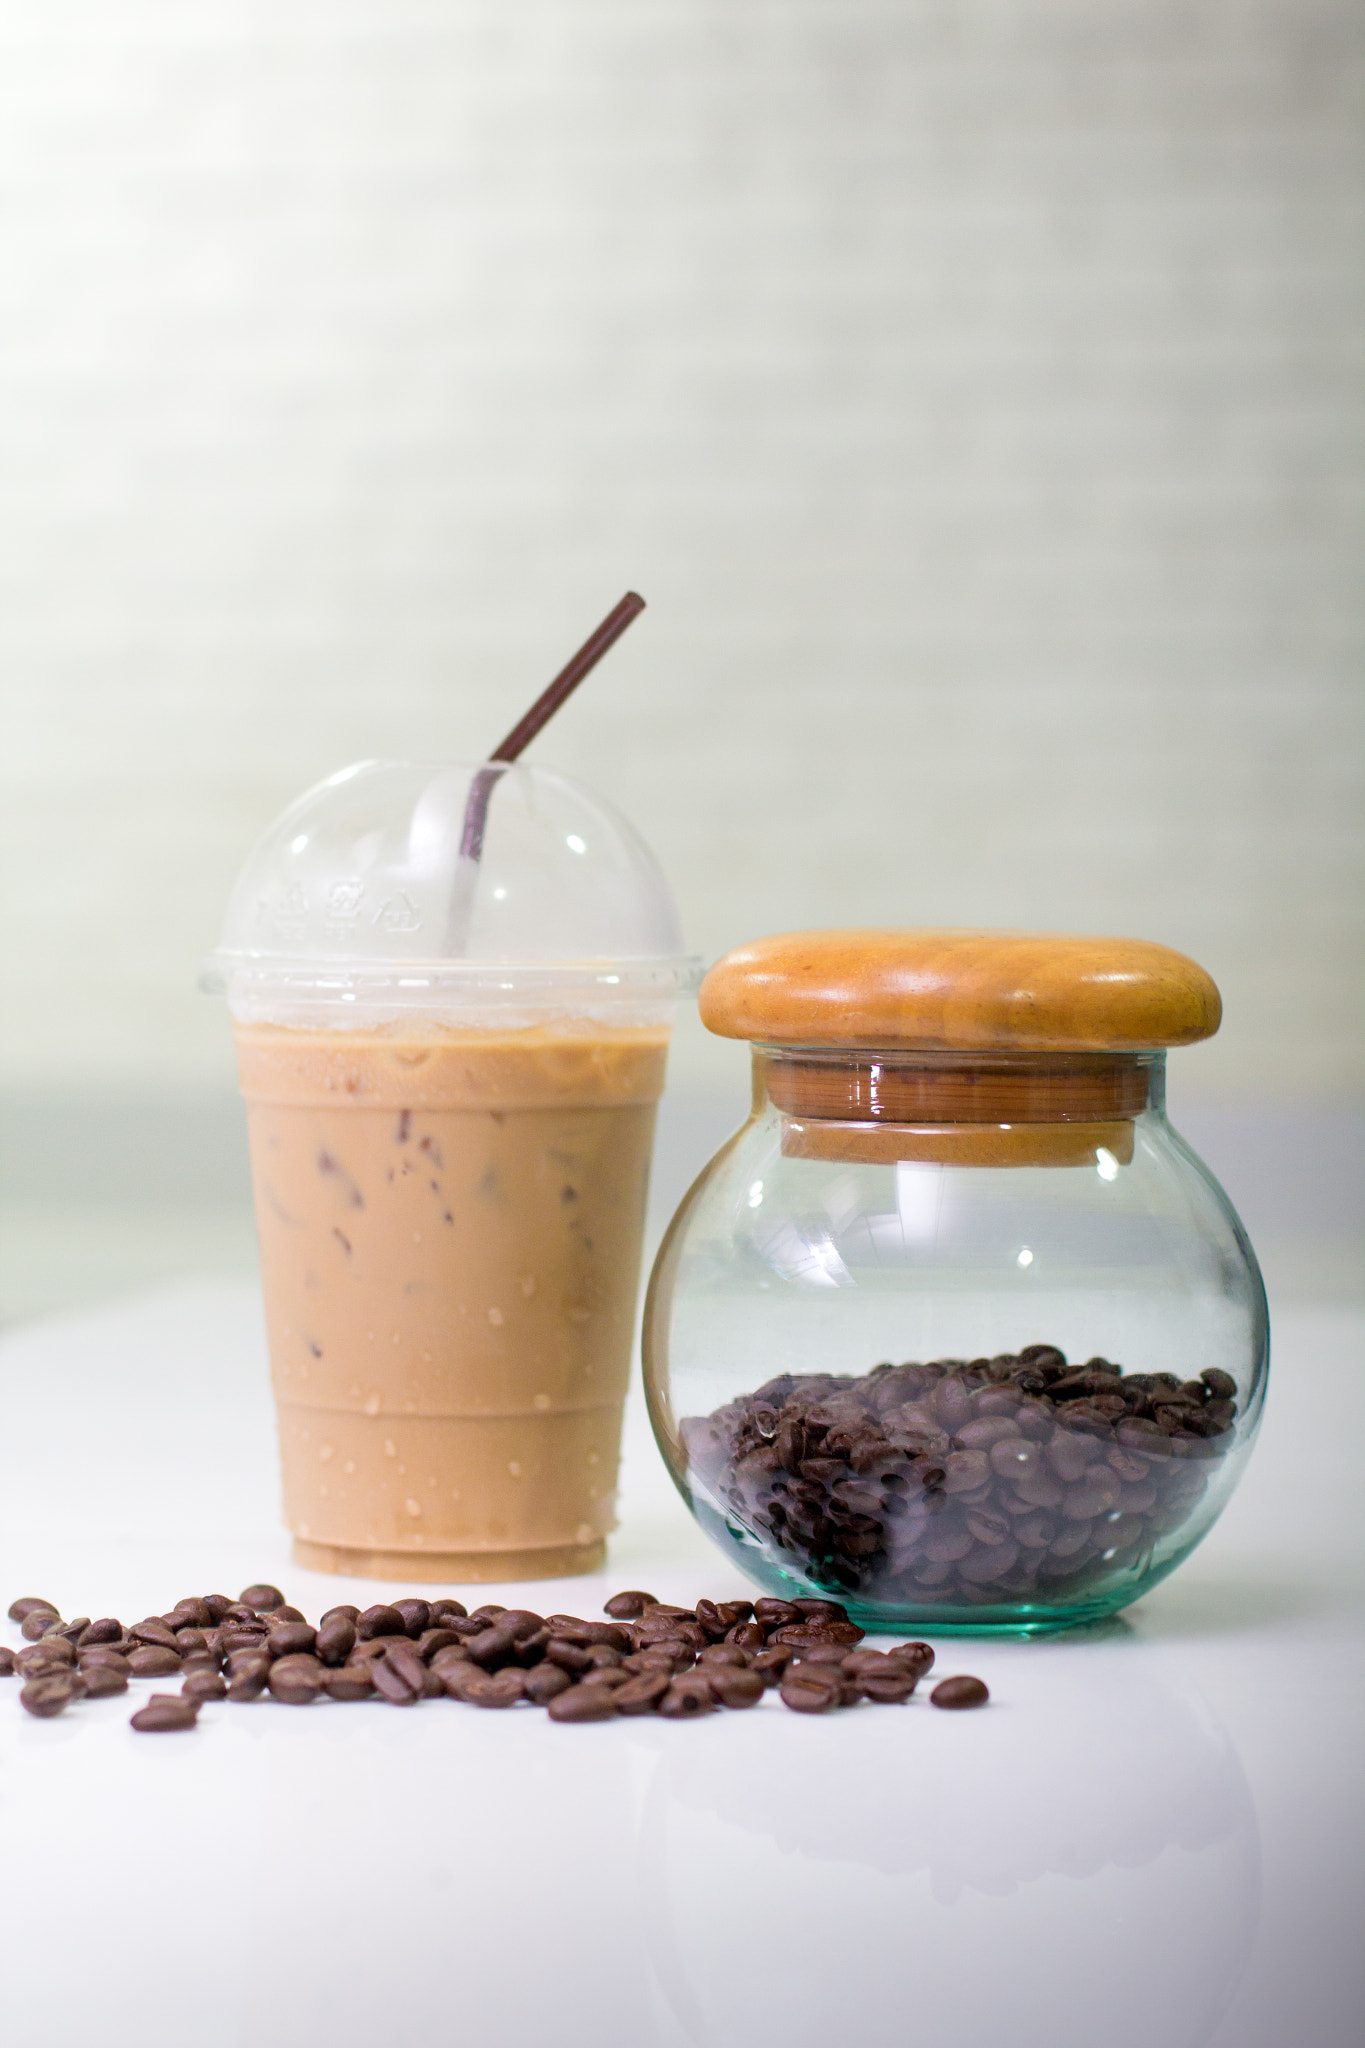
[644,930,1268,1634]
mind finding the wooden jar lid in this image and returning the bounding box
[699,929,1221,1051]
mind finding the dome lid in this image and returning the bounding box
[204,759,697,1020]
[699,929,1221,1051]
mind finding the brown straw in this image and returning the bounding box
[448,592,646,943]
[490,590,646,763]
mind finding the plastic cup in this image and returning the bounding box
[205,760,696,1581]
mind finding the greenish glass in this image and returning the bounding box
[643,1052,1267,1635]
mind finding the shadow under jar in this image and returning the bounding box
[644,929,1268,1635]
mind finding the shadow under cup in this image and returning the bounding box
[236,1020,669,1582]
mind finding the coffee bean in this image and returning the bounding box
[415,1628,462,1662]
[371,1657,422,1706]
[779,1667,845,1714]
[226,1666,270,1702]
[852,1671,919,1704]
[709,1668,765,1710]
[523,1662,573,1706]
[21,1609,63,1641]
[130,1621,181,1653]
[131,1694,200,1732]
[930,1675,990,1710]
[173,1628,208,1658]
[79,1618,123,1647]
[751,1646,795,1687]
[320,1604,361,1629]
[725,1621,767,1651]
[462,1669,527,1709]
[78,1649,131,1678]
[17,1638,75,1671]
[239,1584,285,1613]
[356,1604,406,1641]
[603,1589,657,1619]
[128,1646,182,1678]
[266,1622,317,1659]
[21,1675,76,1718]
[547,1684,618,1723]
[272,1605,308,1626]
[658,1678,716,1719]
[381,1639,428,1692]
[393,1599,431,1638]
[0,1647,15,1677]
[611,1671,671,1715]
[769,1621,865,1649]
[218,1627,268,1654]
[428,1599,468,1625]
[170,1598,213,1630]
[316,1615,358,1666]
[203,1595,233,1624]
[696,1643,749,1668]
[181,1669,227,1703]
[753,1599,800,1627]
[544,1617,632,1651]
[269,1657,324,1705]
[323,1664,375,1701]
[81,1662,130,1698]
[8,1597,58,1624]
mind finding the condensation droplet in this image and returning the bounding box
[319,1444,333,1462]
[507,1461,521,1478]
[385,1440,396,1458]
[575,1524,593,1546]
[487,1307,503,1326]
[517,1274,535,1297]
[405,1498,422,1518]
[343,1460,355,1475]
[533,1393,551,1412]
[364,1392,381,1416]
[587,1451,599,1465]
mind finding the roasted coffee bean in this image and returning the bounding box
[78,1648,131,1678]
[930,1675,990,1710]
[227,1666,270,1703]
[751,1647,795,1687]
[17,1638,75,1671]
[709,1667,765,1710]
[852,1670,919,1704]
[547,1684,618,1723]
[203,1595,233,1624]
[658,1678,716,1719]
[466,1617,529,1668]
[348,1637,398,1666]
[54,1618,90,1646]
[320,1604,360,1629]
[173,1628,208,1658]
[128,1646,182,1678]
[544,1617,631,1651]
[0,1647,15,1677]
[611,1671,671,1715]
[315,1614,358,1666]
[81,1662,130,1698]
[8,1597,58,1624]
[170,1597,213,1630]
[471,1603,507,1620]
[181,1669,227,1703]
[323,1664,375,1701]
[632,1617,707,1651]
[523,1662,573,1706]
[462,1668,527,1709]
[603,1589,657,1619]
[357,1604,406,1641]
[130,1621,181,1653]
[21,1674,77,1717]
[381,1639,428,1692]
[268,1655,324,1704]
[266,1622,317,1659]
[428,1645,472,1680]
[427,1599,468,1624]
[371,1657,422,1706]
[696,1643,749,1668]
[752,1598,800,1628]
[439,1661,487,1702]
[239,1584,285,1614]
[769,1621,865,1649]
[577,1665,631,1693]
[218,1627,268,1654]
[79,1618,123,1647]
[272,1606,308,1626]
[131,1694,199,1732]
[393,1599,431,1638]
[725,1621,768,1652]
[415,1628,462,1662]
[779,1667,845,1714]
[21,1609,63,1641]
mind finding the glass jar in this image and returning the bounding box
[644,931,1268,1634]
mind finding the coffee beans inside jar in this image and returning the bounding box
[3,1587,988,1729]
[680,1345,1241,1607]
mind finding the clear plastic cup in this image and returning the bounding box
[204,759,697,1582]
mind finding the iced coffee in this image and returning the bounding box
[237,1020,669,1581]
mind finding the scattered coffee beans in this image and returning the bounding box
[3,1587,989,1732]
[682,1344,1240,1608]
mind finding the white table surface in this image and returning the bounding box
[0,1279,1361,2048]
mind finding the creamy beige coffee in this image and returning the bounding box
[235,1021,669,1582]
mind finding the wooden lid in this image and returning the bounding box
[699,929,1221,1051]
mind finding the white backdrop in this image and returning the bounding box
[0,2,1361,1315]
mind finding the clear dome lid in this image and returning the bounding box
[203,759,698,1024]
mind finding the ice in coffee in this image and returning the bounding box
[208,760,694,1580]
